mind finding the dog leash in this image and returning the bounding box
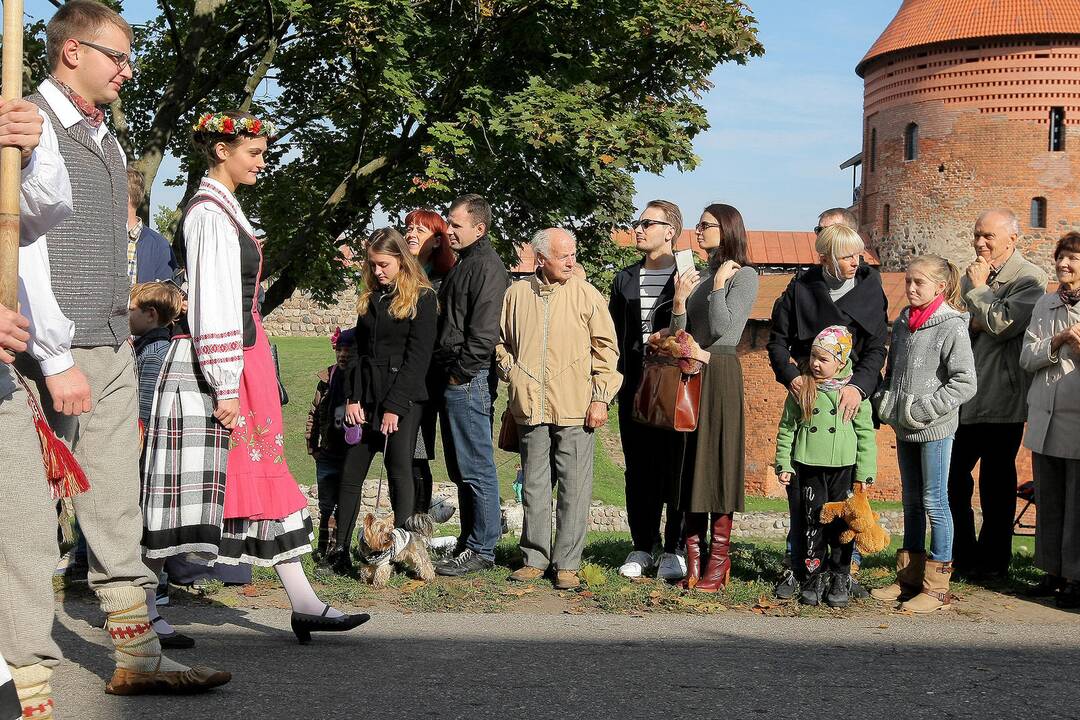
[373,433,390,518]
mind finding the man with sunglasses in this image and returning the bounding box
[9,0,230,703]
[609,200,687,581]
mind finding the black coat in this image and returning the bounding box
[608,260,676,406]
[766,264,889,397]
[349,286,438,417]
[434,237,510,384]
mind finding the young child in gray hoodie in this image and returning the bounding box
[872,255,977,614]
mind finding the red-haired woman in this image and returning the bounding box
[404,209,458,521]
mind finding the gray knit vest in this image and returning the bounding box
[28,91,129,348]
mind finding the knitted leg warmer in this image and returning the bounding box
[97,586,187,673]
[8,663,54,719]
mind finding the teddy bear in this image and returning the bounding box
[819,482,891,555]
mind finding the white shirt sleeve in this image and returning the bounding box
[184,203,244,400]
[17,111,78,376]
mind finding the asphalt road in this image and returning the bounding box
[52,602,1080,720]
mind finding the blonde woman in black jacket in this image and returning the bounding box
[329,228,438,573]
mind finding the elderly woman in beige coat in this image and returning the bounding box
[1020,232,1080,609]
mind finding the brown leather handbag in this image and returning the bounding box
[632,351,704,432]
[497,407,520,452]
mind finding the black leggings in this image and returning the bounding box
[334,404,424,552]
[794,463,854,580]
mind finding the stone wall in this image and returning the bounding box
[262,286,359,338]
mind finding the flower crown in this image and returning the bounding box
[192,112,275,138]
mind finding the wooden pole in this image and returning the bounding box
[0,0,25,309]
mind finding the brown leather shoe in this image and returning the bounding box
[509,565,545,582]
[553,570,580,590]
[105,666,232,696]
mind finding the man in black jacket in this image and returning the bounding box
[434,194,510,576]
[608,200,686,581]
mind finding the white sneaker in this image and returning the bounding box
[428,497,457,524]
[656,552,687,581]
[618,550,656,578]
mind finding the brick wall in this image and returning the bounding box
[738,321,1032,505]
[857,37,1080,273]
[262,287,358,338]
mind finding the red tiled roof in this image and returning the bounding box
[859,0,1080,74]
[749,272,910,322]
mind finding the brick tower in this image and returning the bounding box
[855,0,1080,271]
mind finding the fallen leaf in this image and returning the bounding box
[504,585,537,597]
[399,580,425,593]
[240,585,261,597]
[578,590,595,599]
[579,564,607,587]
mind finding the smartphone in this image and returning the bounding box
[675,249,695,275]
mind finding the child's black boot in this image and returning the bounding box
[799,572,826,606]
[825,571,852,608]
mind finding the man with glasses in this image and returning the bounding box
[609,200,687,581]
[10,0,229,701]
[767,207,888,601]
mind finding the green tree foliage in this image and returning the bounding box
[22,0,761,306]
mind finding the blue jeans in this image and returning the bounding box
[897,436,955,562]
[442,369,501,560]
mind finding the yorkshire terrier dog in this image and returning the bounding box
[357,512,436,587]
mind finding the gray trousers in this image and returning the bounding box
[518,424,594,571]
[2,347,156,668]
[0,364,63,668]
[1032,452,1080,581]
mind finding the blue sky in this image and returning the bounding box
[24,1,901,231]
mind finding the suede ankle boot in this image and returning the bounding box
[694,514,732,593]
[900,559,953,614]
[680,513,709,590]
[871,549,925,603]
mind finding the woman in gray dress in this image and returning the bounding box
[668,203,759,592]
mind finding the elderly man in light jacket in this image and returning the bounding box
[496,228,621,590]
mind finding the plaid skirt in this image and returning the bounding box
[141,339,313,566]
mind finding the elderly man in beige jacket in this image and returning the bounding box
[496,227,622,590]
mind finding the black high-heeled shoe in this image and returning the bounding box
[291,604,370,644]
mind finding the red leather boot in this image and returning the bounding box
[679,512,709,589]
[694,513,732,593]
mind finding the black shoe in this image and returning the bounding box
[326,548,352,576]
[435,548,494,577]
[774,569,798,600]
[152,617,195,649]
[825,573,852,608]
[799,573,826,606]
[1056,581,1080,610]
[850,578,870,600]
[291,604,370,644]
[1025,574,1065,598]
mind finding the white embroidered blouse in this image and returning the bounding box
[183,177,257,401]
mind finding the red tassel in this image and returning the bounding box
[32,415,91,499]
[16,370,91,499]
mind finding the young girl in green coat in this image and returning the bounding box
[775,325,877,607]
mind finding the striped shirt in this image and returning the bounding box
[639,266,675,345]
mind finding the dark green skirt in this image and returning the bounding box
[677,348,745,514]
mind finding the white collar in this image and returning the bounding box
[198,176,255,235]
[37,80,111,143]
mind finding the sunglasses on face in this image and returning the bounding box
[695,222,720,232]
[631,219,672,230]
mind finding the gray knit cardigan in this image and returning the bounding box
[873,303,977,443]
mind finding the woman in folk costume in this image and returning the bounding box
[141,110,368,643]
